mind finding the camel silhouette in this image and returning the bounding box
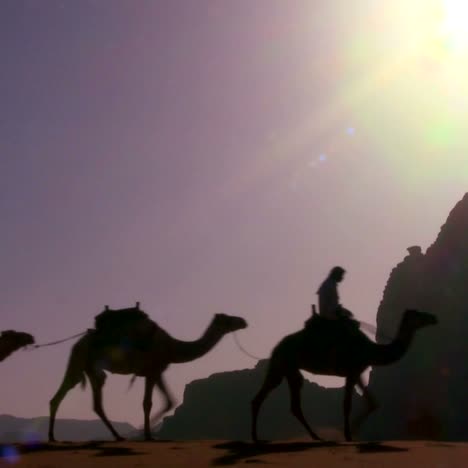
[251,309,437,442]
[48,312,247,441]
[0,330,34,362]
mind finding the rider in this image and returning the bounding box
[316,266,353,320]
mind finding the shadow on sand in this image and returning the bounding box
[356,442,409,453]
[2,441,149,457]
[212,440,409,466]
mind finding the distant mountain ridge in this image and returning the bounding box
[0,414,136,443]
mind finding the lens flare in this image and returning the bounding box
[1,446,20,464]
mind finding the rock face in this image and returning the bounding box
[363,192,468,440]
[158,359,356,440]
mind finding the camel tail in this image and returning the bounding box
[127,375,137,392]
[80,373,87,389]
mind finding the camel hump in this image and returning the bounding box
[304,313,328,329]
[304,315,363,344]
[94,303,160,340]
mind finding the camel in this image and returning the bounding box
[0,330,35,362]
[251,309,438,442]
[48,312,247,442]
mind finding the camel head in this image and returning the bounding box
[19,332,35,347]
[1,330,35,348]
[0,330,35,362]
[401,309,438,332]
[212,313,248,334]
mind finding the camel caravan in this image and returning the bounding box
[2,266,438,443]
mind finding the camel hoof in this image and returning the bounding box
[144,432,157,442]
[308,432,323,442]
[48,437,56,443]
[114,436,125,442]
[252,438,269,445]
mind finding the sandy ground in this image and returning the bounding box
[2,439,466,468]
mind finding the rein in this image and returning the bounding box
[232,332,264,360]
[24,331,88,350]
[359,322,389,340]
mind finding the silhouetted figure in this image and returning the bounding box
[251,309,438,443]
[316,266,353,319]
[48,306,247,442]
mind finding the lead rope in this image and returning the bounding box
[24,331,88,350]
[232,331,264,361]
[358,321,393,342]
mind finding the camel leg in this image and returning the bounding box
[142,377,155,440]
[343,376,356,442]
[144,375,175,440]
[49,367,86,441]
[286,371,322,441]
[251,366,283,442]
[88,369,124,441]
[351,376,379,433]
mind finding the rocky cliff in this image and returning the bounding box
[363,192,468,440]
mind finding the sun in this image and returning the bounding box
[440,0,468,51]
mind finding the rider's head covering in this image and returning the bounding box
[330,266,346,279]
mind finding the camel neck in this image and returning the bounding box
[370,319,415,366]
[169,322,224,364]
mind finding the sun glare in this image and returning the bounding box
[440,0,468,51]
[337,0,468,185]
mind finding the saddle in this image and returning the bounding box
[93,302,159,351]
[304,309,361,339]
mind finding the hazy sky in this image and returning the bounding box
[1,0,467,426]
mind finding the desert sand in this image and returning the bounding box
[3,439,466,468]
